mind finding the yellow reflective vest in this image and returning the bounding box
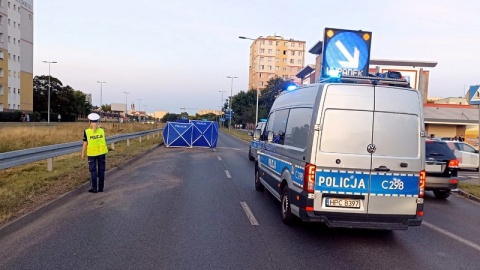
[85,128,108,157]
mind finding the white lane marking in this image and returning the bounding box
[225,170,232,179]
[240,201,259,226]
[217,156,222,161]
[423,221,480,252]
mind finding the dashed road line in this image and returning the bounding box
[423,221,480,253]
[225,170,232,179]
[240,201,259,226]
[217,156,222,161]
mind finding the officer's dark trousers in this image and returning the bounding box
[88,154,106,191]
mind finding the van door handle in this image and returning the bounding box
[374,166,391,172]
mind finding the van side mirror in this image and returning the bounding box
[267,131,274,142]
[253,129,261,140]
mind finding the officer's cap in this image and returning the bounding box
[88,113,100,122]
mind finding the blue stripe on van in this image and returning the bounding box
[316,170,419,196]
[259,154,293,177]
[292,166,304,188]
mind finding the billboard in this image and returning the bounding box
[111,103,127,112]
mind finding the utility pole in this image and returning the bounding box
[226,76,237,130]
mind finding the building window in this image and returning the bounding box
[0,33,3,43]
[13,88,15,93]
[275,58,279,63]
[0,0,3,8]
[8,36,10,43]
[17,56,20,62]
[8,86,10,93]
[18,105,20,109]
[13,21,16,28]
[291,42,295,47]
[259,81,263,86]
[268,65,272,70]
[291,51,295,56]
[283,50,286,55]
[18,88,20,94]
[290,59,294,64]
[0,15,3,25]
[298,60,302,64]
[282,75,287,79]
[18,23,20,29]
[13,55,15,61]
[259,74,263,78]
[299,51,303,56]
[8,1,10,8]
[299,43,303,48]
[260,49,265,53]
[268,49,272,54]
[276,50,280,54]
[8,69,10,76]
[260,57,264,62]
[275,66,279,71]
[283,59,287,63]
[284,42,287,46]
[260,65,264,70]
[276,41,279,46]
[268,57,272,62]
[269,41,272,45]
[8,19,10,25]
[0,68,3,76]
[283,67,287,71]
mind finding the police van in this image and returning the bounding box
[248,121,266,161]
[254,72,425,230]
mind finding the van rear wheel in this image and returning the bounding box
[433,190,451,199]
[281,186,296,225]
[255,169,264,191]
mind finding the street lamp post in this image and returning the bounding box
[97,81,106,110]
[226,76,237,130]
[218,90,226,127]
[239,36,260,126]
[123,92,129,121]
[42,61,57,125]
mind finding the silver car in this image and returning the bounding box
[445,141,479,171]
[248,122,266,161]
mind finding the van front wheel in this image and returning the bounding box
[281,186,296,225]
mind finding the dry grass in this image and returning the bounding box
[0,134,163,225]
[0,122,164,153]
[221,127,252,142]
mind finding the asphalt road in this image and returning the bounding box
[1,132,480,269]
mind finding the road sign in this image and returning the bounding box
[321,28,372,78]
[468,85,480,105]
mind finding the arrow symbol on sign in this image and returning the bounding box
[335,40,360,68]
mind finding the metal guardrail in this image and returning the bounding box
[0,128,163,170]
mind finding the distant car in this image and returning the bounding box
[444,141,479,171]
[248,122,266,161]
[425,139,459,199]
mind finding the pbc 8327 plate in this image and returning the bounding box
[325,198,361,208]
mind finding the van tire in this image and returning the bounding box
[248,148,255,161]
[255,169,264,191]
[281,186,296,225]
[433,190,451,199]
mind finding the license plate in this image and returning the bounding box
[325,198,360,208]
[426,164,443,173]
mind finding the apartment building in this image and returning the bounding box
[0,0,34,112]
[248,35,305,90]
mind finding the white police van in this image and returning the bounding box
[254,73,425,230]
[248,121,266,161]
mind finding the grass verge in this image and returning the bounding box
[0,134,163,226]
[221,128,252,142]
[458,182,480,198]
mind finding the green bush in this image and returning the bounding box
[0,111,23,122]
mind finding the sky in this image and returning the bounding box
[34,0,480,115]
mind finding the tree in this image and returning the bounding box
[101,104,111,111]
[161,113,180,123]
[33,75,64,113]
[259,77,285,118]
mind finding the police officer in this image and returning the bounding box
[81,113,108,193]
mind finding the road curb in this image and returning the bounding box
[0,142,163,239]
[455,189,480,204]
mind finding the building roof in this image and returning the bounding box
[424,103,478,124]
[309,41,323,55]
[296,65,316,79]
[370,59,438,68]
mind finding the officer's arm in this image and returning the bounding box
[81,142,87,159]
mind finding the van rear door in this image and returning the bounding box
[314,84,374,214]
[368,86,422,215]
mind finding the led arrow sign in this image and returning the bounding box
[321,28,372,78]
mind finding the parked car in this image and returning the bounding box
[444,141,479,171]
[425,139,459,199]
[248,121,266,161]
